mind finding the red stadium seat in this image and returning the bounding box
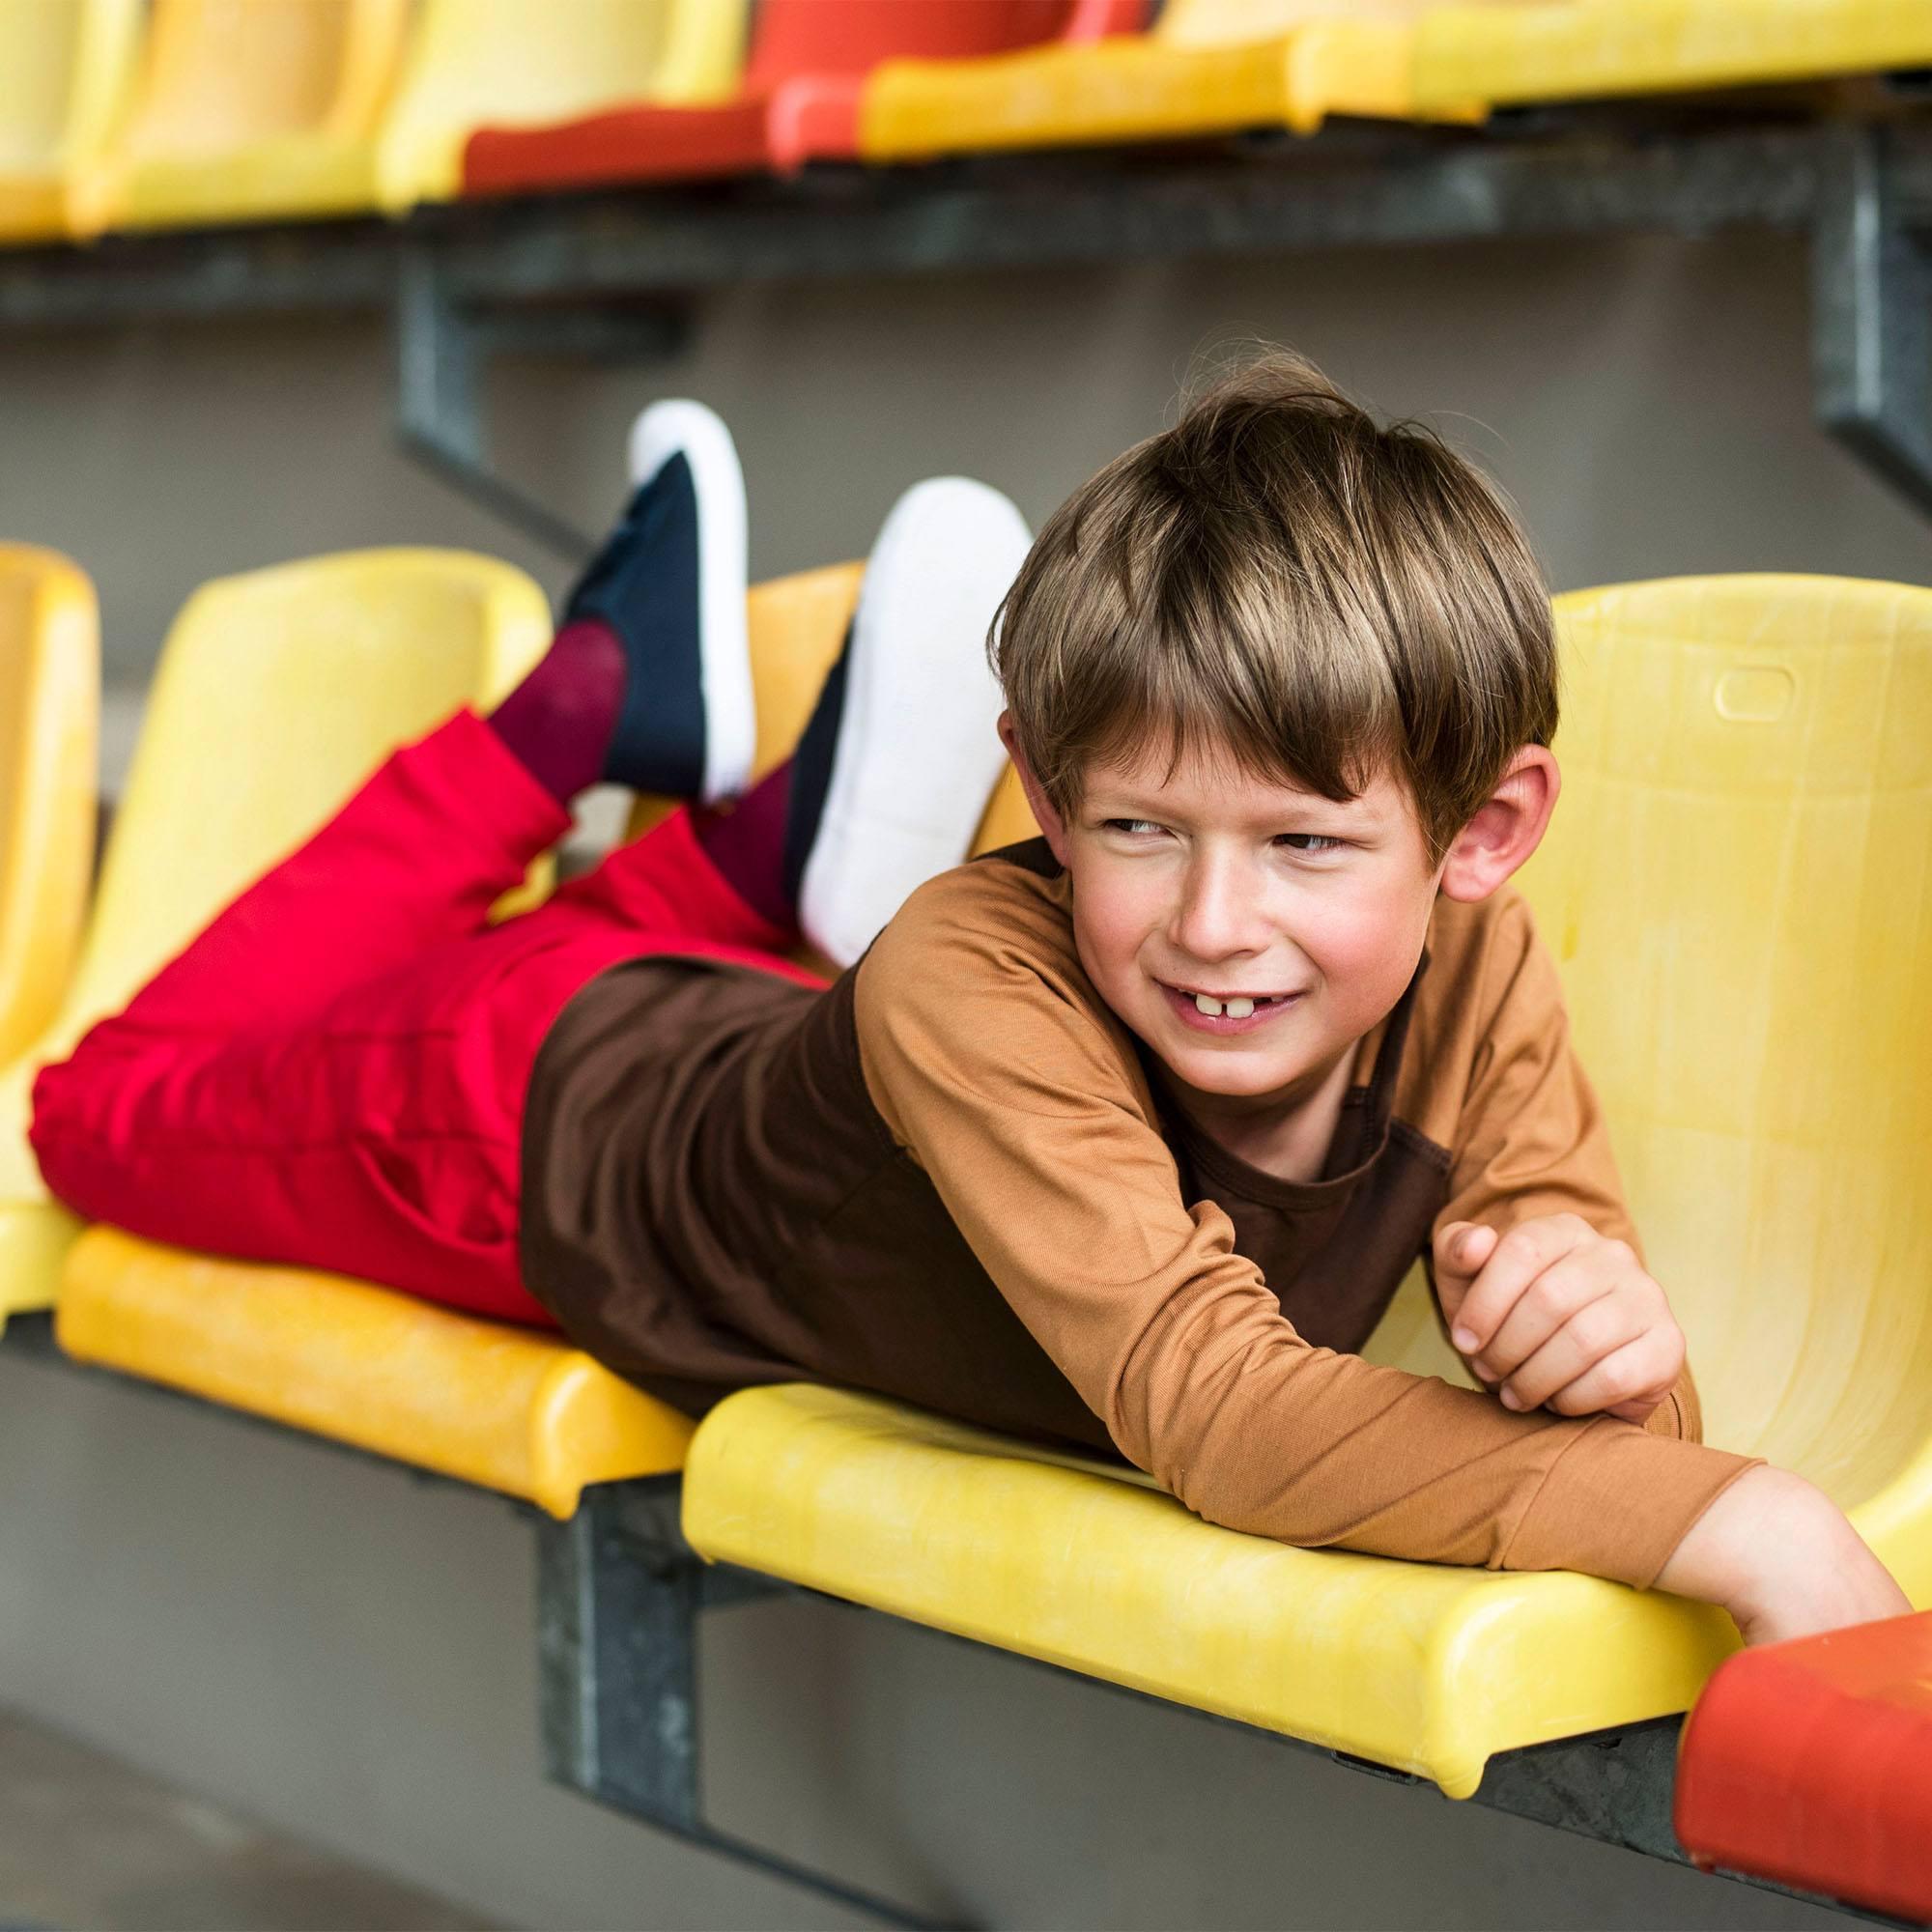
[1675,1609,1932,1923]
[461,0,1147,194]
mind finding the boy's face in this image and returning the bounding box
[1047,744,1447,1118]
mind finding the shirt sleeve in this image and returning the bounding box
[1427,894,1711,1447]
[855,875,1759,1590]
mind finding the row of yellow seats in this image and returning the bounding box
[0,0,744,243]
[6,0,1927,248]
[861,0,1932,162]
[9,541,1932,1800]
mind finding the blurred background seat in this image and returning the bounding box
[72,0,413,237]
[1411,0,1932,120]
[374,0,747,215]
[463,0,1149,196]
[0,547,97,1067]
[0,0,141,243]
[859,0,1466,166]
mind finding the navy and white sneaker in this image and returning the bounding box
[787,477,1033,968]
[562,398,754,805]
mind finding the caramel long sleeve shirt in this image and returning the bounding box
[521,839,1760,1590]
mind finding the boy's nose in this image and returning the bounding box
[1168,858,1273,962]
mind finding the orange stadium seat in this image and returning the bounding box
[461,0,1148,197]
[1676,1609,1932,1922]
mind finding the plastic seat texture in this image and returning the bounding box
[464,0,1146,196]
[3,547,552,1339]
[1411,0,1932,118]
[375,0,746,214]
[53,557,877,1514]
[1675,1609,1932,1921]
[860,0,1474,163]
[72,0,413,237]
[0,0,142,242]
[683,574,1932,1795]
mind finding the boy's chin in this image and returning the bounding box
[1153,1041,1309,1102]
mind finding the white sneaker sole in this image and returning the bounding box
[627,399,754,804]
[801,476,1033,968]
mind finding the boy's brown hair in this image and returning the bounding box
[991,350,1557,864]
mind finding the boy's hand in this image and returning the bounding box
[1432,1213,1685,1425]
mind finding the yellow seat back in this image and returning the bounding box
[0,547,98,1065]
[1514,575,1932,1515]
[114,0,408,156]
[72,0,412,233]
[0,548,549,1321]
[375,0,748,212]
[0,0,142,241]
[63,549,551,1037]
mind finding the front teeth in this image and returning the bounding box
[1190,993,1257,1019]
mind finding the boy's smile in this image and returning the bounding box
[1041,743,1447,1155]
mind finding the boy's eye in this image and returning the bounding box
[1104,818,1166,836]
[1276,834,1345,853]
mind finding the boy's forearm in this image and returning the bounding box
[1113,1292,1762,1588]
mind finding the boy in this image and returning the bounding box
[32,360,1906,1645]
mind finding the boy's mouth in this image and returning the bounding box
[1158,980,1303,1034]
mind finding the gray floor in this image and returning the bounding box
[0,1708,494,1932]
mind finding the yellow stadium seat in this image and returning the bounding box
[0,548,553,1333]
[58,1230,694,1516]
[0,0,142,243]
[861,0,1467,161]
[0,548,97,1065]
[72,0,413,237]
[684,574,1932,1795]
[53,559,867,1510]
[374,0,747,215]
[1411,0,1932,118]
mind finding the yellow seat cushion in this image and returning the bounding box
[861,2,1422,161]
[59,1226,693,1517]
[1412,0,1932,117]
[682,1380,1736,1797]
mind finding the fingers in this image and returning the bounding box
[1431,1220,1498,1325]
[1540,1327,1685,1419]
[1469,1246,1623,1387]
[1442,1213,1596,1356]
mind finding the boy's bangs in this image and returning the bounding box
[1070,606,1403,814]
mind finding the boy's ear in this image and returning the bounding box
[1437,746,1561,903]
[997,713,1073,867]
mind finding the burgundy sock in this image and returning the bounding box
[488,620,628,805]
[691,758,795,933]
